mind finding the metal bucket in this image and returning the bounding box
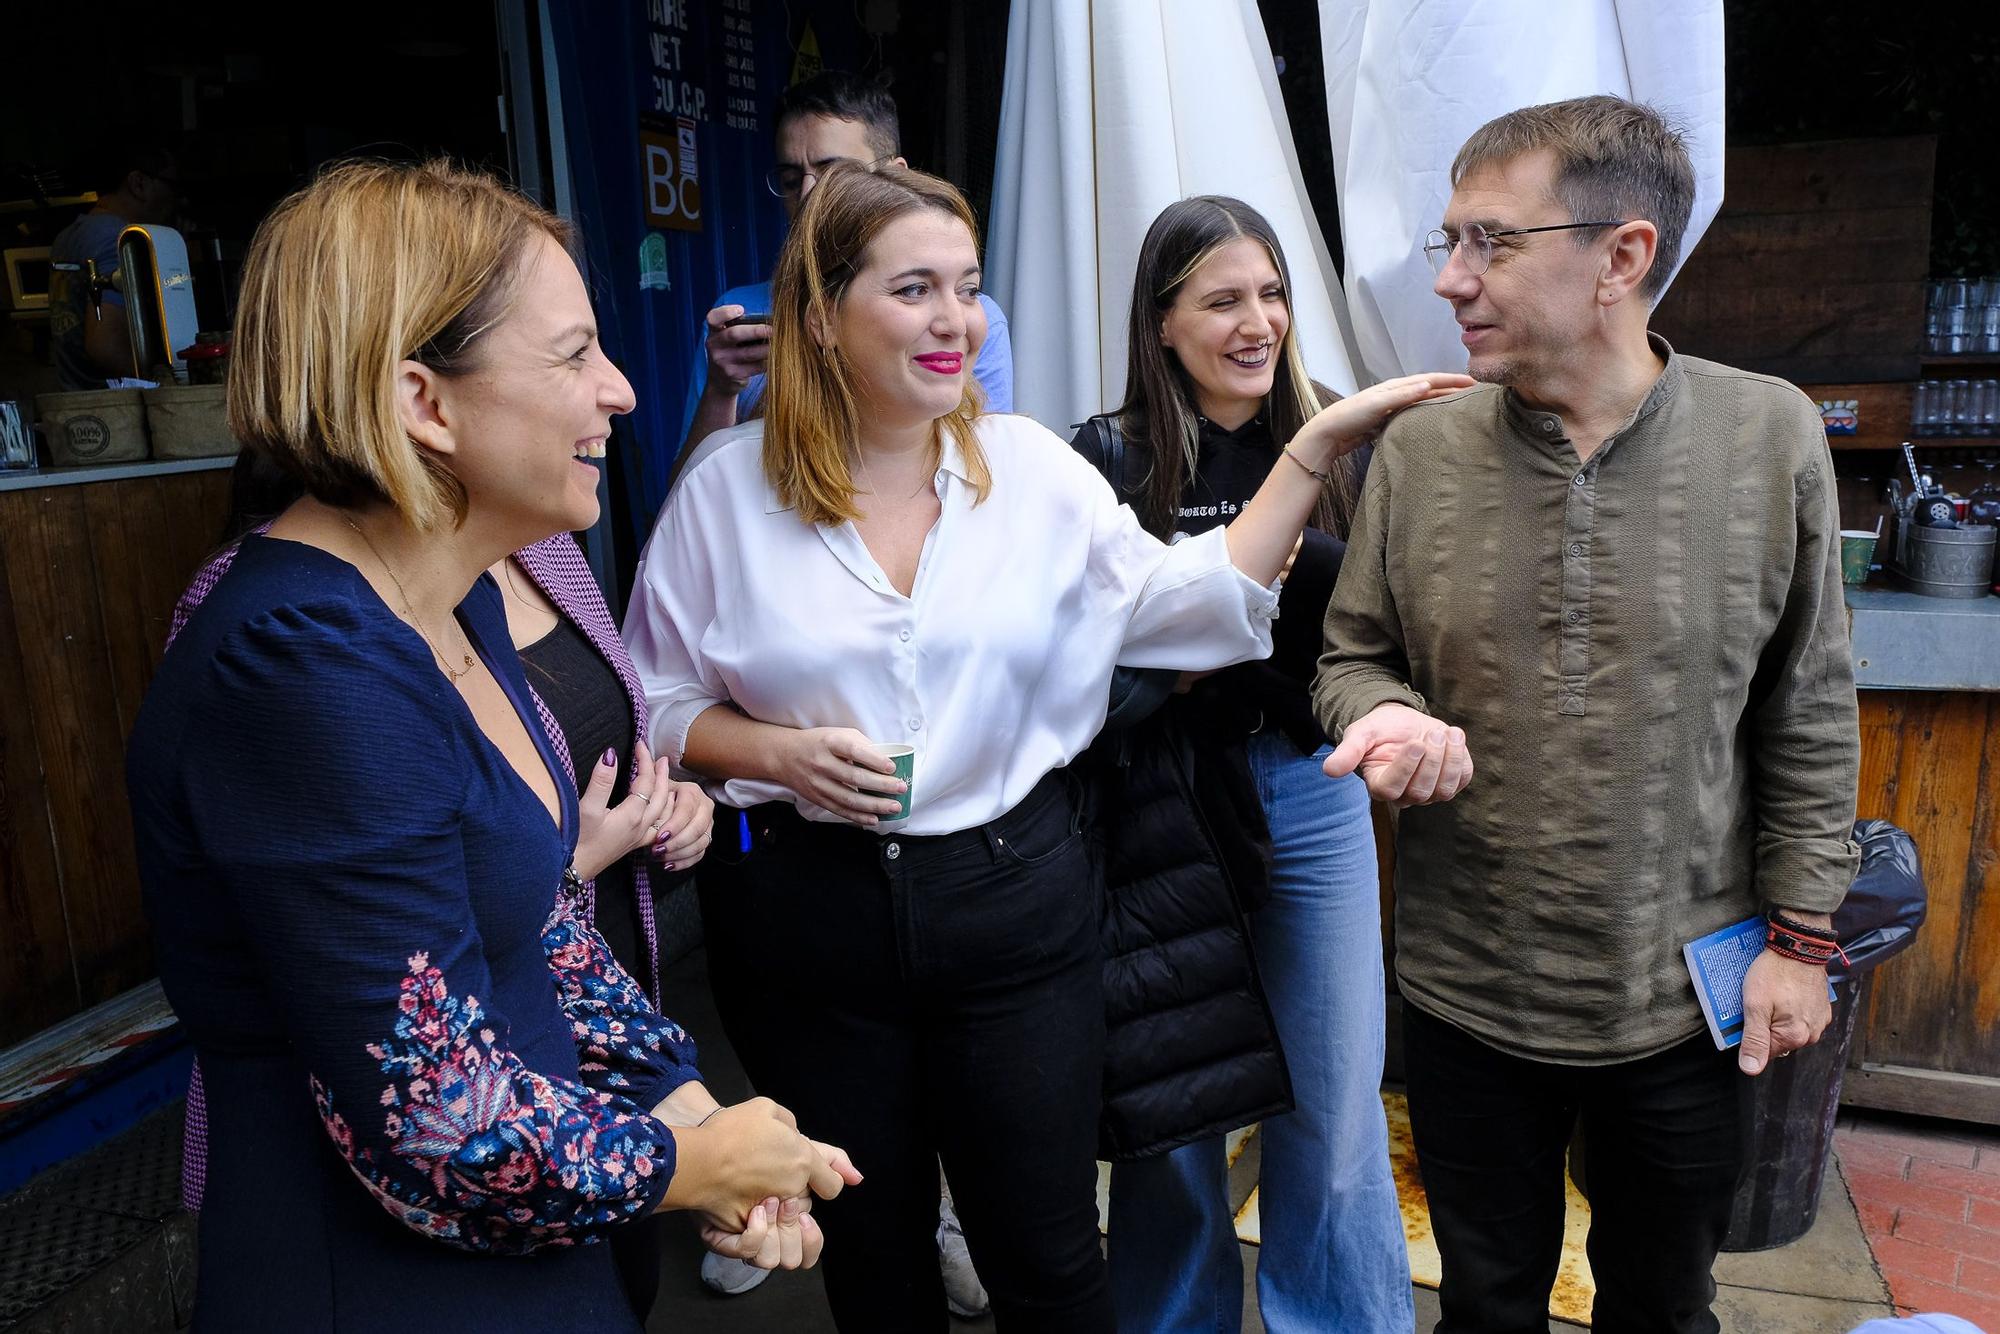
[1902,523,1997,598]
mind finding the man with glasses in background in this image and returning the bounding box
[1313,95,1860,1332]
[676,71,1015,474]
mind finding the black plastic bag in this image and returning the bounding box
[1829,819,1926,985]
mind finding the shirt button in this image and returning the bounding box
[1566,609,1584,624]
[1573,473,1587,486]
[899,628,912,642]
[885,842,901,861]
[1540,419,1557,433]
[909,718,923,731]
[1568,542,1585,557]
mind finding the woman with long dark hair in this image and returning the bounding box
[1076,195,1417,1332]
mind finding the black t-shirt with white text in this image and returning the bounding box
[1175,415,1354,754]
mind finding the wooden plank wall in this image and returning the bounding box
[1848,690,2000,1124]
[1652,137,1934,386]
[0,470,232,1047]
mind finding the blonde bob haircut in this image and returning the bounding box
[228,158,573,531]
[763,162,991,526]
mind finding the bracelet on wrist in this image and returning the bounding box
[1764,919,1845,967]
[1281,445,1332,485]
[696,1106,723,1127]
[1768,911,1839,943]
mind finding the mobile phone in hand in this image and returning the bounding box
[724,314,771,328]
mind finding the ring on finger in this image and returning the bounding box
[632,790,651,802]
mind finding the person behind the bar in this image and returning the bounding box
[125,158,857,1333]
[1313,95,1862,1332]
[623,160,1466,1333]
[48,139,181,389]
[1074,195,1413,1333]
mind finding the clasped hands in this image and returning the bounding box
[572,740,717,880]
[654,1087,862,1271]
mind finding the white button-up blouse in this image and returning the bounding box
[624,413,1279,834]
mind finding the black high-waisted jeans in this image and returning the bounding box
[697,770,1113,1334]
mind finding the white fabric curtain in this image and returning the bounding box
[1320,0,1727,378]
[988,0,1363,436]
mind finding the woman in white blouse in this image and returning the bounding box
[624,163,1465,1334]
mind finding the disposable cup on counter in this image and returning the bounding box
[1839,530,1879,586]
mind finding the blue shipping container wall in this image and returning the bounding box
[543,0,868,589]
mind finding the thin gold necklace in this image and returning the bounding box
[852,444,934,503]
[343,515,475,682]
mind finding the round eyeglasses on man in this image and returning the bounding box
[764,154,897,201]
[1423,220,1628,276]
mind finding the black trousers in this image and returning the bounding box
[698,771,1113,1334]
[1402,1003,1751,1334]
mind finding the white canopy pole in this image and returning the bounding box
[989,0,1363,437]
[1320,0,1726,379]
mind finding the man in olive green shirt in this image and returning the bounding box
[1313,97,1860,1332]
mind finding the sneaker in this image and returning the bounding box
[699,1251,772,1297]
[936,1195,990,1318]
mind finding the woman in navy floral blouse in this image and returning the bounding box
[125,160,856,1332]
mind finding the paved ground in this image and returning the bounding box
[1835,1110,2000,1327]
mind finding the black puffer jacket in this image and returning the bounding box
[1073,415,1293,1161]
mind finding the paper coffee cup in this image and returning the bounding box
[873,744,917,819]
[1839,530,1879,586]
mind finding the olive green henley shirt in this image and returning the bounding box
[1313,337,1862,1064]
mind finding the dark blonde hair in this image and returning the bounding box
[227,158,573,531]
[1453,95,1694,301]
[763,162,991,526]
[1113,195,1359,540]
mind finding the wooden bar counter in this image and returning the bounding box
[1844,585,2000,1126]
[0,458,233,1048]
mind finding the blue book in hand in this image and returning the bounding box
[1684,915,1838,1050]
[1684,917,1767,1050]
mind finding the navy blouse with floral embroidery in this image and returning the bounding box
[127,536,701,1332]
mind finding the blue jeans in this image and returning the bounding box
[1107,736,1413,1333]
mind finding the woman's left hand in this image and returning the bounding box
[652,779,715,871]
[1291,373,1476,467]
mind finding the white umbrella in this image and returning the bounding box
[988,0,1364,437]
[1320,0,1726,378]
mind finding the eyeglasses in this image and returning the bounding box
[1422,220,1627,276]
[764,155,894,200]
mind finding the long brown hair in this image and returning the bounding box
[763,162,991,526]
[1111,196,1361,540]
